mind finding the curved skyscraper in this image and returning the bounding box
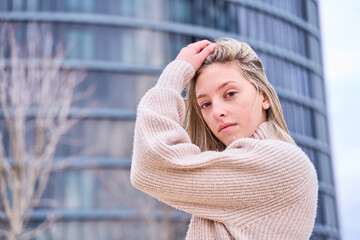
[0,0,340,239]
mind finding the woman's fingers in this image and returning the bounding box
[188,40,213,53]
[197,43,216,60]
[175,40,216,72]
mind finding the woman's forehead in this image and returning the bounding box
[195,63,251,96]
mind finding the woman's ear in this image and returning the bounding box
[262,93,271,110]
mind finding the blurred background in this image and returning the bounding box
[0,0,357,239]
[320,0,360,240]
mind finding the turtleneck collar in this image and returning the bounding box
[251,121,280,141]
[226,121,280,150]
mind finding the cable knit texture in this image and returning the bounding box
[131,60,318,240]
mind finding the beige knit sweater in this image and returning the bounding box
[131,60,318,240]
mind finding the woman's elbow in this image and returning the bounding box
[130,164,146,191]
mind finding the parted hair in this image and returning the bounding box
[185,38,296,151]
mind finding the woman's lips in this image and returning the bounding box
[218,123,237,132]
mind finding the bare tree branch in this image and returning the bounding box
[21,212,56,240]
[0,23,89,240]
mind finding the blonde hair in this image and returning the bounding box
[185,38,296,151]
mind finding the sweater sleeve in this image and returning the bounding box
[130,60,316,216]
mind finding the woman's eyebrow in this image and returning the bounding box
[196,81,237,99]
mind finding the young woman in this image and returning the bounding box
[131,38,318,239]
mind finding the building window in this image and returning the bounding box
[63,170,95,209]
[258,10,266,42]
[247,9,258,40]
[316,192,325,224]
[308,35,322,64]
[260,0,306,20]
[66,26,95,60]
[237,5,247,36]
[168,0,194,24]
[324,194,339,228]
[0,0,7,11]
[74,72,159,110]
[280,99,314,138]
[214,0,227,30]
[225,2,238,33]
[311,73,325,102]
[65,0,94,12]
[314,112,329,143]
[10,0,24,11]
[203,0,216,28]
[298,28,307,56]
[55,119,134,158]
[261,54,312,99]
[310,233,326,240]
[299,146,318,173]
[318,153,334,185]
[306,0,319,27]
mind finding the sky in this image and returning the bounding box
[319,0,360,239]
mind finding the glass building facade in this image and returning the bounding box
[0,0,340,239]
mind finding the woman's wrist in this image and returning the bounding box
[155,60,195,92]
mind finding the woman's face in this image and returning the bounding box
[195,62,269,146]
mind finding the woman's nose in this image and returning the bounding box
[212,102,227,119]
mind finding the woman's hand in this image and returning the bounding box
[175,40,217,72]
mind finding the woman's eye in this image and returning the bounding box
[225,91,237,98]
[200,102,211,109]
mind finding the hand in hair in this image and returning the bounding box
[175,40,216,72]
